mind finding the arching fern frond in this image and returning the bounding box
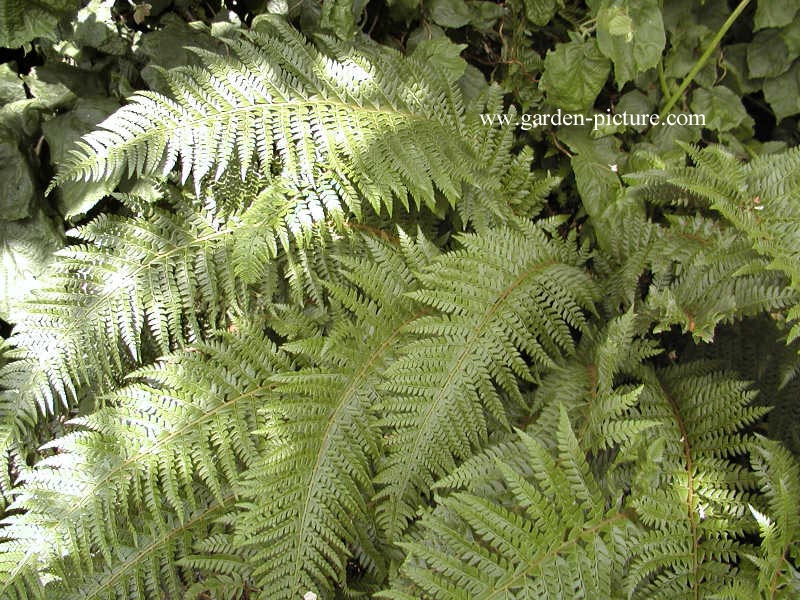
[51,16,490,214]
[0,204,246,462]
[627,362,768,599]
[643,215,796,342]
[374,220,599,537]
[0,326,288,600]
[228,231,436,599]
[625,143,800,343]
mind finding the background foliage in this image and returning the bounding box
[0,0,799,598]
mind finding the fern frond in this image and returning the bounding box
[456,88,560,230]
[0,205,247,464]
[644,215,796,342]
[228,231,434,599]
[729,439,800,599]
[379,409,640,599]
[625,143,800,343]
[52,17,489,214]
[627,362,768,599]
[0,327,288,599]
[374,221,599,537]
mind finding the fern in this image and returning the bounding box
[728,439,800,599]
[625,143,800,343]
[626,362,767,599]
[374,220,599,537]
[0,325,288,599]
[51,16,490,214]
[227,232,433,599]
[4,9,800,600]
[380,408,641,599]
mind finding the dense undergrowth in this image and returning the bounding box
[0,0,798,598]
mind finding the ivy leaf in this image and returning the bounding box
[596,0,666,87]
[429,0,472,28]
[466,0,505,29]
[763,62,800,122]
[689,86,751,132]
[0,140,35,221]
[523,0,562,26]
[747,29,794,79]
[541,37,610,111]
[320,0,368,38]
[0,64,25,105]
[0,0,82,47]
[412,37,468,83]
[0,209,62,323]
[754,0,799,31]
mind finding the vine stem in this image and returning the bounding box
[659,0,751,118]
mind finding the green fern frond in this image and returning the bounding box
[625,143,800,343]
[374,221,599,537]
[644,215,796,342]
[51,16,489,214]
[0,204,247,465]
[456,88,560,230]
[726,438,800,599]
[380,409,640,599]
[0,327,288,599]
[627,362,768,599]
[229,231,434,599]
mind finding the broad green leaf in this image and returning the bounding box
[596,0,666,86]
[754,0,799,31]
[0,0,82,47]
[72,0,130,55]
[572,154,622,219]
[747,29,794,79]
[764,62,800,122]
[22,66,76,110]
[466,0,505,29]
[782,19,800,55]
[689,86,750,132]
[523,0,561,26]
[0,64,25,105]
[541,37,610,111]
[428,0,472,28]
[559,127,624,231]
[663,24,716,87]
[137,14,222,90]
[721,43,762,95]
[412,37,468,83]
[320,0,369,38]
[0,141,35,221]
[0,209,62,323]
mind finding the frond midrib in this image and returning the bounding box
[386,259,558,529]
[287,309,422,589]
[70,494,234,600]
[57,98,461,186]
[658,377,700,600]
[484,511,632,599]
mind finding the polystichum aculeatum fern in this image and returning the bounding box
[0,4,799,600]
